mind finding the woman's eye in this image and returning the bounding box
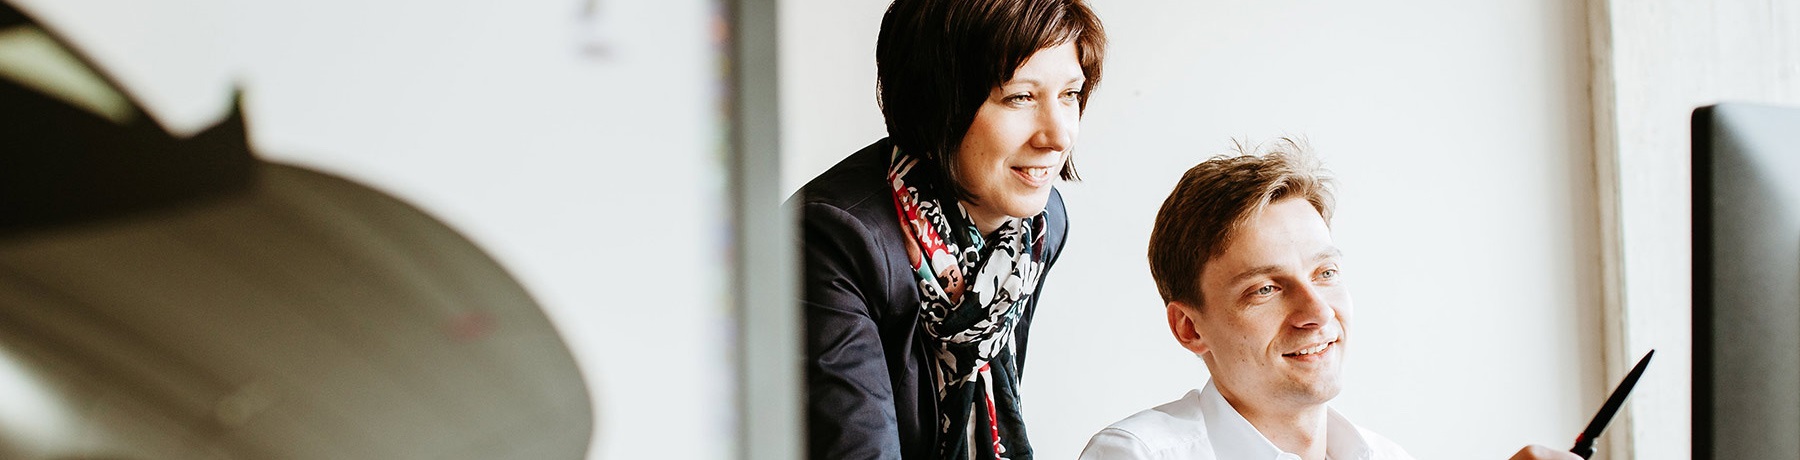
[1004,94,1031,104]
[1061,90,1082,101]
[1319,269,1338,280]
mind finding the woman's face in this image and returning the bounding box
[955,41,1085,234]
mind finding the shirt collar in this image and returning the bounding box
[1198,379,1374,460]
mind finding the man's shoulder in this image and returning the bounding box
[1079,390,1213,460]
[1353,425,1418,460]
[1107,390,1207,437]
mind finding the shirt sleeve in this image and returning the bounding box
[801,201,905,460]
[1079,427,1156,460]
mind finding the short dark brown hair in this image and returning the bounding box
[1147,138,1336,309]
[875,0,1106,201]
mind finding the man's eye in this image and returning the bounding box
[1255,285,1276,296]
[1320,269,1338,280]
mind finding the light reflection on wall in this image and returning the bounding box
[0,345,73,456]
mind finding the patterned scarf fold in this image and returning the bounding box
[888,148,1046,460]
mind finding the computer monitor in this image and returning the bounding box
[1692,102,1800,460]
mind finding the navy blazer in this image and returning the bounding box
[789,139,1068,460]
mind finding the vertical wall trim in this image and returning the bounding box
[729,0,801,459]
[1585,1,1634,459]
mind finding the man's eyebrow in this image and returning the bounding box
[1225,265,1283,287]
[1314,247,1343,262]
[1225,248,1344,286]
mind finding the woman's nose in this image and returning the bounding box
[1031,101,1077,152]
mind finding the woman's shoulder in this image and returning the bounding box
[788,139,895,223]
[1043,186,1068,250]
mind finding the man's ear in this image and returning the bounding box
[1166,301,1208,356]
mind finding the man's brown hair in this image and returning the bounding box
[1147,138,1336,309]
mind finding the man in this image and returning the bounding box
[1078,140,1579,460]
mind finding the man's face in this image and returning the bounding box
[1168,197,1352,411]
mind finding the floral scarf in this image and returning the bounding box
[888,148,1045,460]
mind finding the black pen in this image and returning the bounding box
[1570,349,1655,459]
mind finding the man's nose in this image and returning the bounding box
[1288,284,1336,329]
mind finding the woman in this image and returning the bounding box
[787,0,1105,458]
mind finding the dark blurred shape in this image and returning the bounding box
[0,4,593,459]
[0,64,251,234]
[1692,102,1800,460]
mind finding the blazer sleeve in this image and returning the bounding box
[800,201,905,460]
[1014,188,1069,378]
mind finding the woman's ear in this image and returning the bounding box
[1166,301,1208,356]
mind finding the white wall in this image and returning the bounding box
[12,0,733,458]
[1590,1,1800,458]
[780,1,1603,458]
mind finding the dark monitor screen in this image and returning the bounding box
[1692,102,1800,460]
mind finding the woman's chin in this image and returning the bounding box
[996,194,1053,220]
[966,187,1055,228]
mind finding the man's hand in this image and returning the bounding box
[1509,445,1583,460]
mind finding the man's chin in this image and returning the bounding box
[1275,386,1341,408]
[1314,381,1344,401]
[1281,374,1343,404]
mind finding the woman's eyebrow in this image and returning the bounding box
[1001,76,1086,88]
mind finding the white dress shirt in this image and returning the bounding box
[1079,380,1415,460]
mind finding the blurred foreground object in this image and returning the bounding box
[0,4,593,458]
